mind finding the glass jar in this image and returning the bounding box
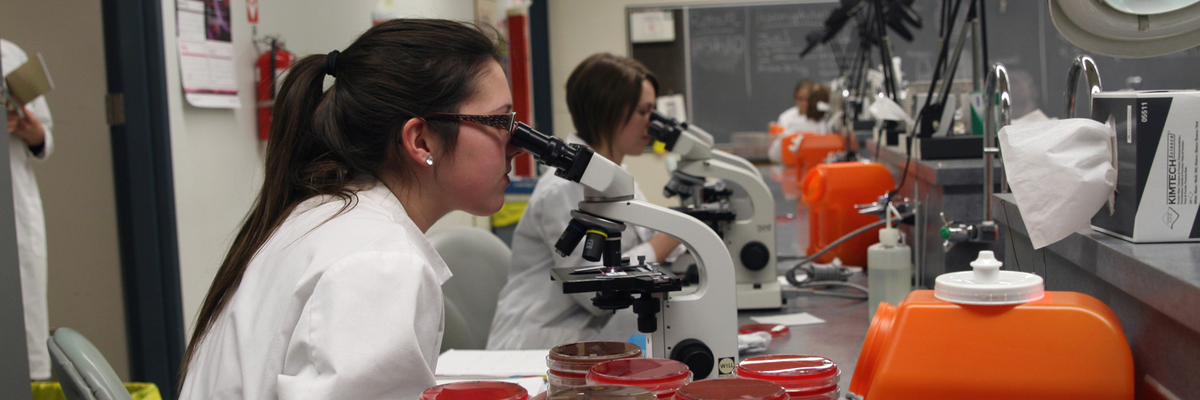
[420,381,529,400]
[735,355,840,400]
[675,378,789,400]
[585,358,692,399]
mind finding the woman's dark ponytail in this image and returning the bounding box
[180,19,502,388]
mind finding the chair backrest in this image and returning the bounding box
[47,327,133,400]
[427,226,512,352]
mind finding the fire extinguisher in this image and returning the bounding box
[256,38,292,141]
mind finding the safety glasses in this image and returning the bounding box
[424,111,517,133]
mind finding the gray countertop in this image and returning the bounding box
[867,140,1004,186]
[992,192,1200,334]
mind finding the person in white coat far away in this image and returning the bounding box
[487,53,681,350]
[177,19,523,399]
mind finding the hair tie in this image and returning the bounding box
[325,50,340,78]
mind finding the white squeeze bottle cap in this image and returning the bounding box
[934,251,1044,305]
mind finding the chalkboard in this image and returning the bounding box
[686,2,847,142]
[630,1,1200,144]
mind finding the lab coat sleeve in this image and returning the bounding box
[25,95,53,160]
[277,250,441,400]
[534,183,659,317]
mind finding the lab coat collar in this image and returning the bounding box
[359,180,453,285]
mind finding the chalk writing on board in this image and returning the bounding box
[691,9,746,73]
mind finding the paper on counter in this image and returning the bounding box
[435,349,550,377]
[750,312,826,326]
[435,376,546,396]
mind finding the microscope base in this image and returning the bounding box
[736,281,783,309]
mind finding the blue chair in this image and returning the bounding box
[47,327,133,400]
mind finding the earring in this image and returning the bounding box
[425,155,434,166]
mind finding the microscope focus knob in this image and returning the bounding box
[740,241,770,271]
[670,339,714,379]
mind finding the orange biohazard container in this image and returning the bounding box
[800,162,893,267]
[781,133,844,178]
[848,251,1134,400]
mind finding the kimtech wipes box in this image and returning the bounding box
[1089,90,1200,242]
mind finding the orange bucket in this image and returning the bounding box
[800,162,893,267]
[849,290,1134,399]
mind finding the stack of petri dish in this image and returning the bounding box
[674,378,789,400]
[735,354,840,400]
[546,342,644,393]
[420,381,529,400]
[585,358,692,399]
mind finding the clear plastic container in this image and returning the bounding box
[546,342,643,393]
[547,384,657,400]
[586,358,692,399]
[736,355,840,400]
[420,381,529,400]
[675,378,789,400]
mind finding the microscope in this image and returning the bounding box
[649,112,782,310]
[509,122,739,380]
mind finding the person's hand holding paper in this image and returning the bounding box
[999,119,1116,249]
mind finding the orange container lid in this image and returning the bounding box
[675,378,788,400]
[420,381,529,400]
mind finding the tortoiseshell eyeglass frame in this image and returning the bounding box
[424,111,517,133]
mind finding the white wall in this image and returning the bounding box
[546,0,766,207]
[161,0,476,338]
[2,0,128,379]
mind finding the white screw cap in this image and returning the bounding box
[934,250,1045,305]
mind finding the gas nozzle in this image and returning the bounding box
[510,122,594,183]
[648,111,685,150]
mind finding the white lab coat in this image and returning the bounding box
[3,38,55,381]
[487,134,658,350]
[777,106,831,134]
[179,181,451,399]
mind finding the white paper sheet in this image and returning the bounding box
[750,312,826,326]
[435,349,551,377]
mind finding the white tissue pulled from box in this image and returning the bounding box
[998,119,1117,249]
[867,96,915,126]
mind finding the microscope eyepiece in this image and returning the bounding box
[510,122,593,183]
[648,112,683,150]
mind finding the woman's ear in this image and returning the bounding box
[399,117,440,167]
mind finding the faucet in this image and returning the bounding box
[942,63,1008,250]
[1064,55,1102,118]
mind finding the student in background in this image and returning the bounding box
[3,38,55,381]
[777,79,832,134]
[177,19,522,399]
[487,53,680,350]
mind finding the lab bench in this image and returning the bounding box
[993,192,1200,399]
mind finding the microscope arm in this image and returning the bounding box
[675,157,775,230]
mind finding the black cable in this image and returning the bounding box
[979,0,988,71]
